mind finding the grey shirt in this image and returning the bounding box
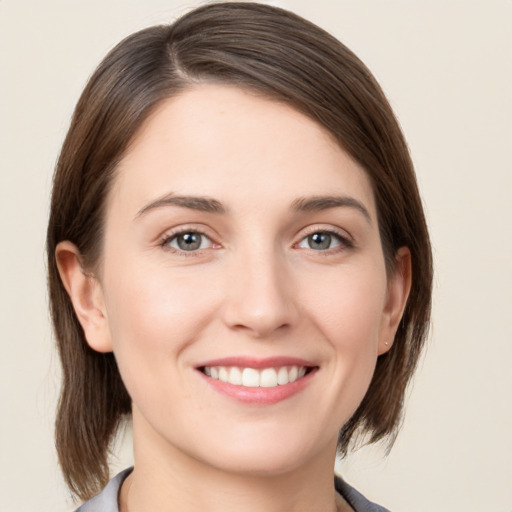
[75,468,390,512]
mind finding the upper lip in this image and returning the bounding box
[195,356,318,369]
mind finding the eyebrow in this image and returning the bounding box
[135,193,371,223]
[135,193,227,219]
[291,195,372,224]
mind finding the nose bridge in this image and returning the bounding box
[223,238,297,337]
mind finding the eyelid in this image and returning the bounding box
[158,225,222,254]
[293,225,355,251]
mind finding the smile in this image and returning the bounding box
[202,366,309,388]
[197,357,318,404]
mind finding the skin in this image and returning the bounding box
[57,85,411,512]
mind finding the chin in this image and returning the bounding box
[195,429,332,477]
[208,452,308,478]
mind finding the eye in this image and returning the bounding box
[297,231,346,251]
[164,231,214,252]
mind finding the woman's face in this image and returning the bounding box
[85,85,408,475]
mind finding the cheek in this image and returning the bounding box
[304,264,387,348]
[105,255,216,334]
[300,264,388,405]
[101,260,221,391]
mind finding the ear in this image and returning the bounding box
[55,241,113,353]
[378,247,412,355]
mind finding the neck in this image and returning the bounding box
[120,413,345,512]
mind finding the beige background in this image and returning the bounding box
[1,1,511,511]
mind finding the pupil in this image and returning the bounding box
[309,232,331,250]
[178,233,201,251]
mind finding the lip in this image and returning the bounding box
[196,356,317,369]
[195,356,318,404]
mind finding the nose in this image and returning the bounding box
[221,248,299,339]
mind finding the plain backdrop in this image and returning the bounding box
[1,1,511,511]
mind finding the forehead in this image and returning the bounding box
[112,84,376,217]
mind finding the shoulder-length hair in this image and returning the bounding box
[47,1,432,501]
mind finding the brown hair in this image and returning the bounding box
[47,1,432,501]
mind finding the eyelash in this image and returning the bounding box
[159,227,354,256]
[294,227,354,254]
[159,228,218,257]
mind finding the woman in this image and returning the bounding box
[47,3,432,511]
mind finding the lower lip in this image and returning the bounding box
[198,370,316,404]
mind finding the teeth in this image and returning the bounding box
[260,368,277,387]
[218,367,229,383]
[277,367,289,385]
[229,367,243,385]
[203,365,309,388]
[242,368,260,387]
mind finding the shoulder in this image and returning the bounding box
[74,468,133,512]
[335,475,391,512]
